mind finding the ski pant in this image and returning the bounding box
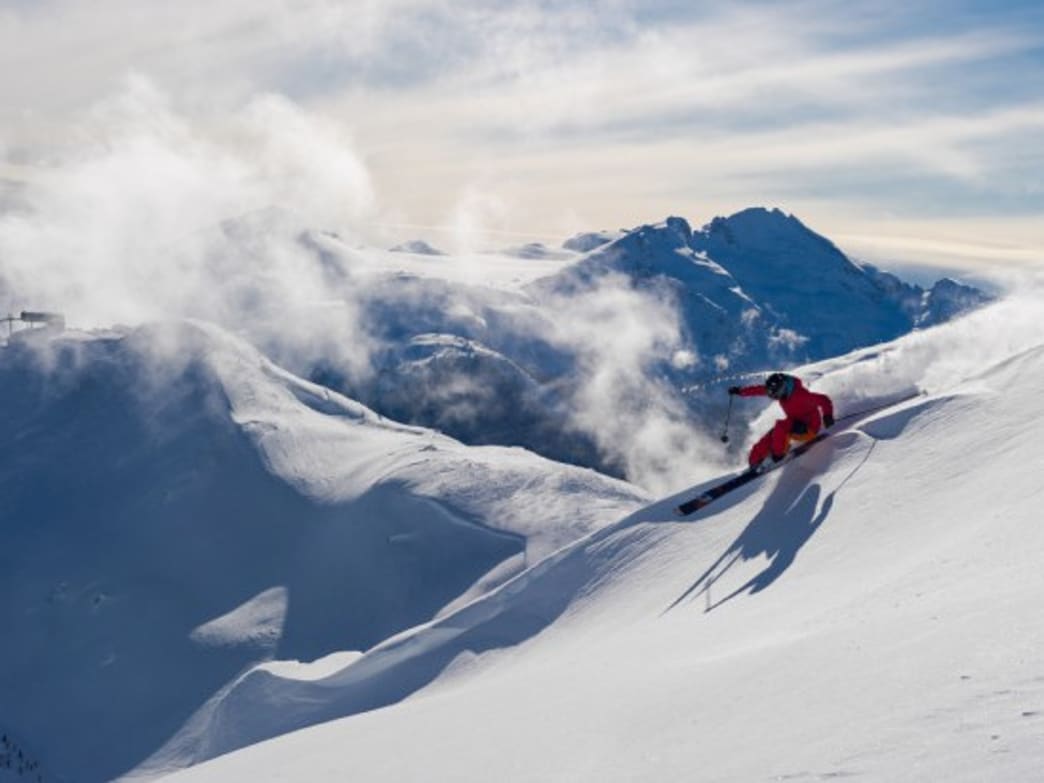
[748,417,819,467]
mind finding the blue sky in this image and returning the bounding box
[2,0,1043,275]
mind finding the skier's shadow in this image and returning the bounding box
[664,473,835,614]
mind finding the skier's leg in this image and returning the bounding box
[748,432,772,468]
[770,419,791,459]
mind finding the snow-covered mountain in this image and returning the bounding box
[0,206,992,493]
[0,204,1010,783]
[860,261,993,327]
[500,242,575,260]
[299,208,991,483]
[0,322,645,783]
[534,208,983,367]
[388,239,445,256]
[562,229,622,253]
[155,290,1044,783]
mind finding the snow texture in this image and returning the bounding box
[0,207,1013,783]
[153,290,1044,783]
[0,321,645,783]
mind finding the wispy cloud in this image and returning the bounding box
[0,74,376,380]
[2,0,1043,268]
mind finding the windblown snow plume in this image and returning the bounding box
[794,268,1044,427]
[547,275,725,495]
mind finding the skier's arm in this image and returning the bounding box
[734,385,767,398]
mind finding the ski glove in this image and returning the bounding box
[823,413,835,428]
[727,386,741,396]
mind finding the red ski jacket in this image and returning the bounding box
[738,377,834,431]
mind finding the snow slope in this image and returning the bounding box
[160,296,1044,782]
[0,322,646,783]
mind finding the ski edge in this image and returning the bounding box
[674,432,828,516]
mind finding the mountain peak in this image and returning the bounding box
[663,215,694,241]
[562,230,621,253]
[390,240,445,256]
[702,207,839,256]
[501,242,574,260]
[604,216,694,260]
[535,207,988,367]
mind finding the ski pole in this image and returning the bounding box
[720,393,734,443]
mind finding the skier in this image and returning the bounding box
[728,372,835,470]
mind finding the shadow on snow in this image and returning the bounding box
[663,440,876,614]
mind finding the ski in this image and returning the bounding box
[674,433,828,516]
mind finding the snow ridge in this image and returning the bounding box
[160,312,1044,783]
[0,321,646,783]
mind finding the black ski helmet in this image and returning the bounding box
[765,372,794,400]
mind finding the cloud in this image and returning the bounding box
[836,228,1044,275]
[305,2,1044,258]
[0,76,377,375]
[3,0,1044,262]
[1,4,1042,501]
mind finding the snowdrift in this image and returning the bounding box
[0,322,646,783]
[161,303,1044,783]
